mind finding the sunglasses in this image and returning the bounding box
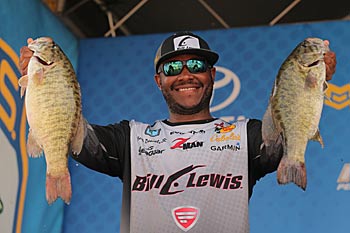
[158,59,210,76]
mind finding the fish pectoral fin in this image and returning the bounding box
[18,75,28,98]
[33,68,45,85]
[27,129,43,157]
[70,114,85,155]
[304,72,318,89]
[311,129,324,148]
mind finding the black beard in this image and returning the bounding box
[161,82,213,115]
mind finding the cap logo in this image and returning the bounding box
[173,35,200,51]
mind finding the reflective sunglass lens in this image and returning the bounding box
[161,59,208,76]
[187,59,206,73]
[163,61,183,76]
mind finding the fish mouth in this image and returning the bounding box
[306,59,321,67]
[33,55,53,66]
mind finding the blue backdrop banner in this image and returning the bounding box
[64,21,350,233]
[0,0,78,233]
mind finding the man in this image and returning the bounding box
[20,31,336,232]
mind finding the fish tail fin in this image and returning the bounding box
[46,170,72,205]
[277,157,307,190]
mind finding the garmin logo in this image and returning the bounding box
[174,35,200,50]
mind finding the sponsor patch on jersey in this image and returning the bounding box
[171,138,204,150]
[172,206,200,231]
[145,125,161,137]
[214,122,236,133]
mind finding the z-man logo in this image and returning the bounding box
[325,83,350,110]
[171,138,204,150]
[0,38,28,233]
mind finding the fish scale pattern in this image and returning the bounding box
[63,21,350,233]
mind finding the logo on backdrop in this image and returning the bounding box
[210,66,243,122]
[336,163,350,191]
[0,38,27,232]
[325,83,350,110]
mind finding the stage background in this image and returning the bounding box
[0,0,78,232]
[1,1,350,232]
[65,21,350,233]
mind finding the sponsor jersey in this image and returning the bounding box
[76,118,282,233]
[129,119,249,232]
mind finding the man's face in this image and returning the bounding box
[154,54,216,115]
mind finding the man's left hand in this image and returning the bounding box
[325,51,336,81]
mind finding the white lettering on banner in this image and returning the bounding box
[210,66,244,122]
[336,163,350,191]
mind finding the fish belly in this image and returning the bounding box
[25,66,80,204]
[272,71,324,190]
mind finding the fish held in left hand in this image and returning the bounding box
[262,38,329,190]
[18,37,85,204]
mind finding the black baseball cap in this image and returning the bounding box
[154,31,219,72]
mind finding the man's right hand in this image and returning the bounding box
[19,38,34,76]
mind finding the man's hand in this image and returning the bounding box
[325,51,336,81]
[19,38,34,76]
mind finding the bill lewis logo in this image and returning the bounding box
[171,138,204,150]
[132,165,243,195]
[172,206,200,232]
